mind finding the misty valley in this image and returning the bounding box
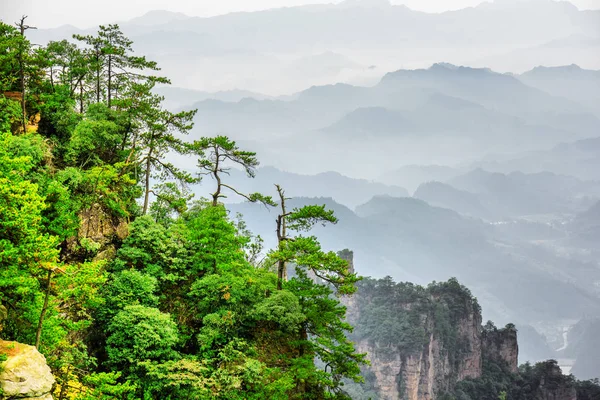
[1,0,600,399]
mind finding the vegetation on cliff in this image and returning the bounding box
[343,277,600,400]
[445,357,600,400]
[1,16,600,400]
[0,20,364,399]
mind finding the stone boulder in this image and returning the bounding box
[0,341,54,399]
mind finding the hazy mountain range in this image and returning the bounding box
[26,0,600,93]
[171,62,600,177]
[21,0,600,380]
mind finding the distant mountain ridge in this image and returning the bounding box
[24,0,600,95]
[194,166,409,209]
[518,64,600,115]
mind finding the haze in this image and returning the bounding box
[2,0,599,28]
[1,0,600,395]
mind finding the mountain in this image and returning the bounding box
[518,64,600,116]
[228,195,600,327]
[343,276,596,399]
[153,87,273,110]
[570,200,600,244]
[125,10,189,26]
[324,107,416,136]
[194,166,409,209]
[448,169,600,217]
[378,64,598,136]
[179,63,600,178]
[378,165,462,193]
[469,35,600,73]
[414,181,494,220]
[25,1,600,93]
[565,318,600,380]
[517,324,557,364]
[474,136,600,181]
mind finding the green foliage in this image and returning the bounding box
[73,24,166,107]
[194,136,275,207]
[112,215,178,279]
[253,291,306,331]
[0,96,22,133]
[77,371,137,399]
[0,19,367,400]
[98,269,158,324]
[149,182,194,226]
[352,277,429,352]
[0,23,22,90]
[37,85,81,163]
[66,103,125,168]
[0,131,59,342]
[106,304,179,392]
[441,358,600,400]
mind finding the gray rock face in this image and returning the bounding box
[344,281,519,400]
[0,341,55,400]
[353,301,484,400]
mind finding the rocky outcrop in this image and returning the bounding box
[65,203,129,262]
[534,361,577,400]
[483,323,519,373]
[337,249,355,274]
[346,278,518,400]
[0,341,55,400]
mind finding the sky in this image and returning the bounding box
[1,0,599,28]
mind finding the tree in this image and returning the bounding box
[194,136,275,207]
[43,40,89,112]
[0,22,30,133]
[0,23,22,93]
[14,16,37,133]
[0,131,59,346]
[271,184,355,292]
[266,185,365,398]
[149,182,194,226]
[73,24,166,108]
[106,305,179,398]
[129,83,197,215]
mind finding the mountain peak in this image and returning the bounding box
[128,10,190,26]
[381,63,500,84]
[430,62,460,70]
[338,0,392,8]
[521,64,600,78]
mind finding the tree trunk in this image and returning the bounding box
[35,269,52,349]
[277,259,286,291]
[79,80,84,113]
[16,41,26,134]
[143,151,153,215]
[96,52,100,103]
[107,54,112,108]
[276,185,288,290]
[19,59,26,133]
[16,17,30,134]
[50,66,54,92]
[211,146,221,206]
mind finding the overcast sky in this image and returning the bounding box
[2,0,599,28]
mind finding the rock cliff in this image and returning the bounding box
[482,322,519,374]
[345,276,517,400]
[0,341,55,400]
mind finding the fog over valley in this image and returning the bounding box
[1,0,600,398]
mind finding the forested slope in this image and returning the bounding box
[1,19,599,400]
[0,22,363,399]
